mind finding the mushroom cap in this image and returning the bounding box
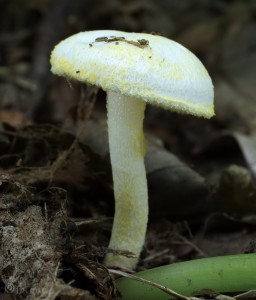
[51,30,214,118]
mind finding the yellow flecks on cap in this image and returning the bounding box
[50,30,214,118]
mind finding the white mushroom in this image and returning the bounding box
[50,30,214,270]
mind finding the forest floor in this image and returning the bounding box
[0,0,256,299]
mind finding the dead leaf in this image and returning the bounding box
[215,22,256,132]
[146,136,211,219]
[200,131,256,179]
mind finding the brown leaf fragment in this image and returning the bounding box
[63,250,116,300]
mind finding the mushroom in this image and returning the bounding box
[50,30,214,270]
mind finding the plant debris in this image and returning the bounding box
[94,36,149,48]
[1,0,256,299]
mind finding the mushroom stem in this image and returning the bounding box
[105,91,148,269]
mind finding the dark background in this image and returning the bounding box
[0,0,256,298]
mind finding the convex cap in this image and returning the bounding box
[51,30,214,118]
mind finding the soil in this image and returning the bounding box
[1,0,256,299]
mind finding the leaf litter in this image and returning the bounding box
[1,0,256,299]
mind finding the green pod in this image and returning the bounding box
[116,254,256,299]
